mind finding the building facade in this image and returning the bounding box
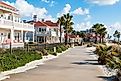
[34,20,64,44]
[0,2,34,48]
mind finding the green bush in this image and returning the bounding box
[41,49,49,56]
[50,52,57,56]
[56,46,62,53]
[59,45,67,51]
[0,50,42,71]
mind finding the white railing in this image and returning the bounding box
[36,31,50,36]
[0,18,34,32]
[36,31,57,37]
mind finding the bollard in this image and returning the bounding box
[54,47,56,52]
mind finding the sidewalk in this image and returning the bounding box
[4,46,104,81]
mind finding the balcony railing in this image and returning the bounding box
[36,31,57,37]
[0,18,34,31]
[36,31,50,36]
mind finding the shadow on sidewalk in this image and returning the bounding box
[97,75,119,81]
[71,60,99,65]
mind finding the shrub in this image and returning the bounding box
[50,52,57,56]
[59,45,67,51]
[0,50,42,71]
[56,46,62,53]
[87,43,94,47]
[41,49,49,56]
[65,44,70,49]
[95,45,112,65]
[0,48,6,54]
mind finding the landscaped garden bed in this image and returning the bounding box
[0,44,70,72]
[94,44,121,81]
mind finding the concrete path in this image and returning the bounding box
[3,46,104,81]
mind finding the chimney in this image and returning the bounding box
[42,19,44,22]
[33,15,37,22]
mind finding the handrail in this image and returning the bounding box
[0,18,34,31]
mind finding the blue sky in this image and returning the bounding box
[4,0,121,36]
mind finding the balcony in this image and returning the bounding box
[36,31,50,36]
[36,30,58,37]
[0,18,34,32]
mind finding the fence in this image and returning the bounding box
[24,42,81,52]
[24,43,65,51]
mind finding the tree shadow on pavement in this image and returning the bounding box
[71,60,99,65]
[97,75,119,81]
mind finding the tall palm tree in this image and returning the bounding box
[62,13,74,44]
[57,16,65,43]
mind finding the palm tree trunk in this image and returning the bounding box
[60,25,62,43]
[95,34,97,44]
[99,34,102,43]
[65,31,68,45]
[102,36,104,43]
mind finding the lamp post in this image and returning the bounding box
[10,12,15,54]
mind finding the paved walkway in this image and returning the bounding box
[3,46,104,81]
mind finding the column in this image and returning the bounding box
[24,32,27,42]
[10,29,14,44]
[32,31,34,42]
[21,30,23,42]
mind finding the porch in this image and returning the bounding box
[0,28,34,48]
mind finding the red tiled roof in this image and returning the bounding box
[34,21,59,28]
[0,1,17,11]
[34,21,47,27]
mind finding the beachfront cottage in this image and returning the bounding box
[0,1,34,48]
[34,20,65,44]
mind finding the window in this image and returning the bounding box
[1,33,3,35]
[8,33,10,39]
[39,28,41,32]
[8,16,11,20]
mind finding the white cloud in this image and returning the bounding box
[109,22,121,34]
[41,0,56,7]
[84,15,91,21]
[74,21,92,31]
[57,4,71,17]
[49,1,56,7]
[41,0,49,3]
[15,0,47,18]
[88,0,120,5]
[72,7,89,15]
[4,0,55,21]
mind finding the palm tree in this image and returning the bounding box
[99,27,107,43]
[57,16,64,43]
[92,23,107,43]
[62,13,74,44]
[113,30,120,42]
